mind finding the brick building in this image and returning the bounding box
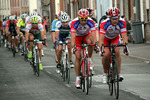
[0,0,29,18]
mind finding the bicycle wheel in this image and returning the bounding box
[81,61,85,91]
[35,49,40,77]
[108,64,113,96]
[12,41,15,57]
[24,43,28,61]
[89,70,92,88]
[66,54,70,84]
[84,58,89,95]
[113,59,119,99]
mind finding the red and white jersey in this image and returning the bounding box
[6,20,18,27]
[25,22,44,31]
[71,17,96,36]
[99,18,127,39]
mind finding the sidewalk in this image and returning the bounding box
[121,43,150,62]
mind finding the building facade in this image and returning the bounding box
[0,0,29,18]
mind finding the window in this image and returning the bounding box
[146,9,149,22]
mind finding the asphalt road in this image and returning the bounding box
[0,34,150,100]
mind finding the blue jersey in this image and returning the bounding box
[51,19,58,32]
[3,21,6,27]
[55,21,71,42]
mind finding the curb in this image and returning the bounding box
[121,54,150,64]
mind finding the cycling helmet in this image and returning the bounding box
[9,15,16,21]
[106,9,110,16]
[78,9,89,18]
[21,13,28,19]
[60,12,70,22]
[57,11,64,20]
[30,16,39,24]
[30,12,38,17]
[108,7,120,18]
[86,8,94,17]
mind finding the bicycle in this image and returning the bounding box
[59,40,71,84]
[29,39,43,77]
[10,32,16,57]
[101,43,128,99]
[75,43,96,95]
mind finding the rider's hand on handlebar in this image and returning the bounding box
[72,47,77,54]
[94,46,100,53]
[123,46,129,55]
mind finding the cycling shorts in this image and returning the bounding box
[75,33,91,51]
[103,36,120,49]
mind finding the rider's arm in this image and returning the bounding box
[5,21,10,34]
[121,33,128,45]
[120,20,128,45]
[25,31,29,42]
[51,20,57,44]
[25,23,31,42]
[38,23,45,40]
[17,27,22,35]
[55,31,59,42]
[99,22,106,50]
[70,21,76,48]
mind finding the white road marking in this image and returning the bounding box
[46,71,52,75]
[65,84,71,88]
[43,66,56,68]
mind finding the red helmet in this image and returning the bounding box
[86,8,94,17]
[108,7,120,18]
[78,9,89,18]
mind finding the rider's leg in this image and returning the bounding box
[37,43,42,61]
[115,47,121,73]
[67,40,72,61]
[15,36,18,47]
[57,44,63,64]
[102,49,110,73]
[75,50,82,77]
[29,34,34,51]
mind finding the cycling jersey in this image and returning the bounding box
[6,20,18,36]
[99,18,127,39]
[17,18,26,35]
[2,21,6,27]
[26,22,44,32]
[26,22,44,40]
[71,17,96,36]
[51,19,58,32]
[55,21,71,42]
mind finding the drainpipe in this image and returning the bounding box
[140,0,145,39]
[135,0,140,22]
[70,0,74,20]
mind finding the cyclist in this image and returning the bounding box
[86,8,99,41]
[17,13,28,54]
[6,15,19,52]
[55,12,74,73]
[51,11,64,63]
[99,7,128,83]
[25,12,42,24]
[2,17,8,47]
[25,15,45,70]
[71,9,97,88]
[98,9,109,31]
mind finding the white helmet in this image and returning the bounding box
[57,11,64,20]
[9,15,16,20]
[60,12,70,22]
[21,13,28,19]
[30,12,38,17]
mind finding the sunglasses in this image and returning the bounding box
[79,17,88,21]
